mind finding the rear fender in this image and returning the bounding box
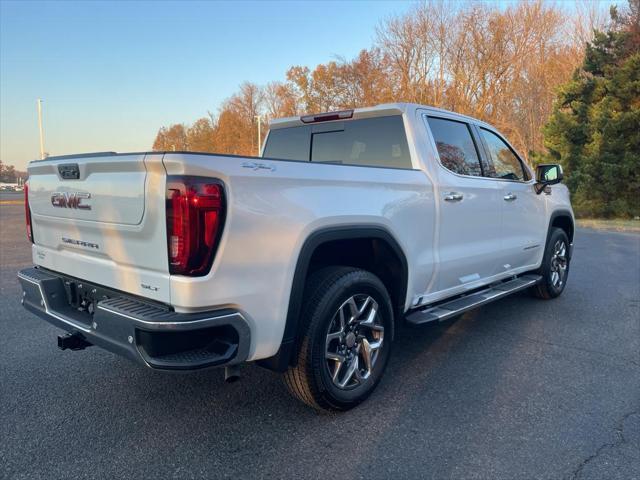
[258,225,408,372]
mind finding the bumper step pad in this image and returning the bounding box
[17,267,250,371]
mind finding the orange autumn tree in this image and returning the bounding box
[153,0,606,160]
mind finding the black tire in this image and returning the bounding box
[283,266,394,411]
[532,227,571,299]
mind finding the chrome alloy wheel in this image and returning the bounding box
[550,239,568,288]
[325,294,385,390]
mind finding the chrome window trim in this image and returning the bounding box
[421,112,535,185]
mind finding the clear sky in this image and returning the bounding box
[1,0,414,170]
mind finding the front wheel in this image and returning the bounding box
[533,227,571,299]
[283,267,393,411]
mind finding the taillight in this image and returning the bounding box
[166,176,225,276]
[24,181,34,243]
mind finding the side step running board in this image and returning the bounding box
[405,274,542,325]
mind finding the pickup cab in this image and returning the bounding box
[19,103,574,411]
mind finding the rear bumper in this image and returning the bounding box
[17,267,251,371]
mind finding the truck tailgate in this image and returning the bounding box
[27,153,171,303]
[29,155,146,225]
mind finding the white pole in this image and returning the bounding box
[37,99,45,160]
[255,114,262,156]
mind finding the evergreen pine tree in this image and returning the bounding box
[543,0,639,218]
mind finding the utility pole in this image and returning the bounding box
[37,99,45,160]
[255,114,262,156]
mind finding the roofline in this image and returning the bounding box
[269,103,492,130]
[269,103,410,130]
[414,105,493,129]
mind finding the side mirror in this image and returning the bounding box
[535,164,563,194]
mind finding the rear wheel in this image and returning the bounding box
[533,227,570,299]
[283,267,393,411]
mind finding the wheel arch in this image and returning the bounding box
[258,225,409,372]
[548,210,574,255]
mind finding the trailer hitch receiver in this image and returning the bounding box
[57,332,93,351]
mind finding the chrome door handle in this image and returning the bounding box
[503,193,517,201]
[444,192,464,202]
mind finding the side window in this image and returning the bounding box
[479,128,527,181]
[426,117,483,177]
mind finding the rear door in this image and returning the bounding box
[476,127,547,271]
[424,116,502,296]
[27,153,171,303]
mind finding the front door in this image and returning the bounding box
[476,127,547,272]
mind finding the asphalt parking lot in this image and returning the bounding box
[1,199,638,480]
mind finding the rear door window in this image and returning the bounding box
[426,117,483,177]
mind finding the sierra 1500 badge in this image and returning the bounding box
[51,192,92,210]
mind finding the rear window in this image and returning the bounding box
[263,115,412,169]
[261,126,310,162]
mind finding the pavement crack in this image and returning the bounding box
[569,410,640,480]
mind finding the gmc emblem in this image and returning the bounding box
[51,192,92,210]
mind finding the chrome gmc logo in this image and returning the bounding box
[51,192,92,210]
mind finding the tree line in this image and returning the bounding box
[153,0,639,218]
[0,160,26,183]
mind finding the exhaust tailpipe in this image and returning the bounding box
[224,365,241,383]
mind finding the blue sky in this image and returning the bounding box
[1,0,413,169]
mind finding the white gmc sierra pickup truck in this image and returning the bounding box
[19,103,574,411]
